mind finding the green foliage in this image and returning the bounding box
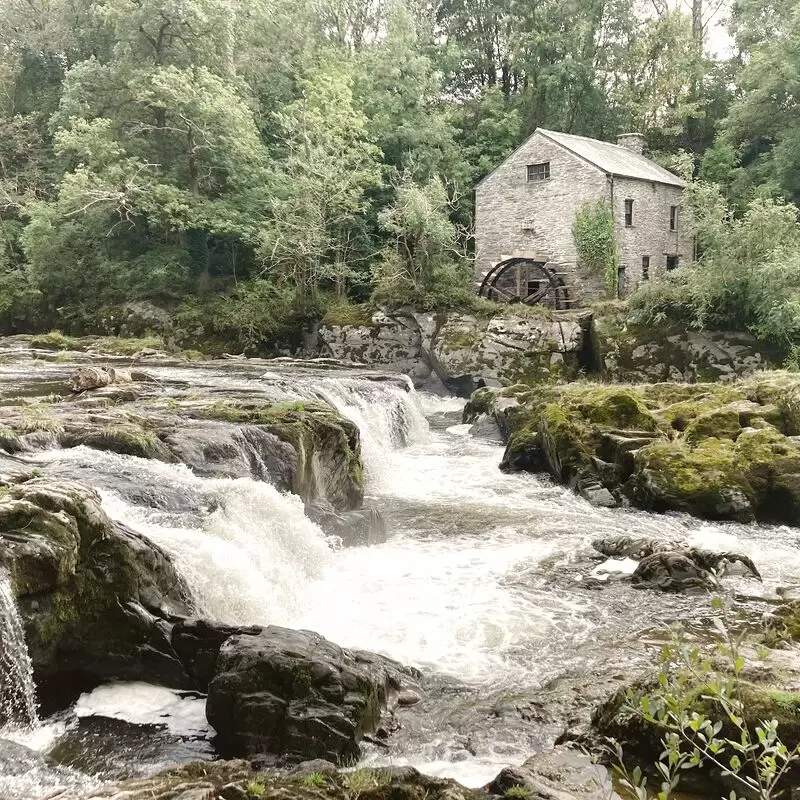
[614,600,800,800]
[372,173,472,310]
[245,779,267,798]
[343,768,391,798]
[572,201,619,297]
[0,0,790,348]
[626,174,800,355]
[504,786,532,799]
[300,771,328,788]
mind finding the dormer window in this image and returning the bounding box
[527,162,550,182]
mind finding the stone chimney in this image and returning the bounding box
[616,133,645,155]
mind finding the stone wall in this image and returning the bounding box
[613,176,693,294]
[474,132,609,304]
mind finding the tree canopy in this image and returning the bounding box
[0,0,794,346]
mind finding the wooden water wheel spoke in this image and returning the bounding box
[488,284,518,302]
[478,257,570,310]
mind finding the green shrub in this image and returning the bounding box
[572,200,619,296]
[614,598,800,799]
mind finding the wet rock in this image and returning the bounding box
[0,479,192,690]
[206,626,421,764]
[0,392,367,510]
[486,746,619,799]
[163,424,298,487]
[631,552,716,592]
[171,618,263,691]
[306,502,388,546]
[575,475,616,508]
[592,534,681,559]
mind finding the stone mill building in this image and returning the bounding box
[474,128,692,308]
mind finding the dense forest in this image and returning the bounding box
[0,0,799,350]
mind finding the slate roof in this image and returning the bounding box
[538,128,685,188]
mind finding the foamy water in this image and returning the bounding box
[4,365,800,790]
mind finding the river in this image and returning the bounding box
[1,356,798,797]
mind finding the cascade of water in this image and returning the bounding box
[0,570,38,729]
[294,376,431,486]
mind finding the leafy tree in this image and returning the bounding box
[257,62,381,300]
[372,172,470,309]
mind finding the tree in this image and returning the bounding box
[257,62,381,300]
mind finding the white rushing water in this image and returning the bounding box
[0,570,38,729]
[20,368,800,787]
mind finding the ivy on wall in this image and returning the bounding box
[572,200,619,296]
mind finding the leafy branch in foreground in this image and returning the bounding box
[613,597,800,800]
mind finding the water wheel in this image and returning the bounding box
[478,258,570,309]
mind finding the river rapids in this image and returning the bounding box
[1,356,799,797]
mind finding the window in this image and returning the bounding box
[624,199,634,227]
[527,162,550,182]
[617,265,627,297]
[642,256,650,280]
[666,255,680,271]
[670,205,678,231]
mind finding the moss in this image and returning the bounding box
[567,387,659,432]
[440,326,478,352]
[463,387,497,422]
[683,407,742,446]
[78,425,171,460]
[632,438,754,519]
[322,303,373,328]
[539,403,594,481]
[28,330,80,350]
[180,349,206,361]
[91,335,164,356]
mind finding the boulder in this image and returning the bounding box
[592,314,773,383]
[496,377,800,525]
[206,626,421,764]
[0,479,192,691]
[486,746,619,799]
[319,308,590,389]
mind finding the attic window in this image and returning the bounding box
[527,162,550,182]
[624,199,634,227]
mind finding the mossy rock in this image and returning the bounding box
[463,387,498,423]
[539,403,594,482]
[0,425,23,453]
[568,388,659,432]
[191,399,364,509]
[631,438,755,520]
[65,423,173,460]
[2,479,191,686]
[683,407,742,446]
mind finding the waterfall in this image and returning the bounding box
[0,571,38,729]
[281,375,432,487]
